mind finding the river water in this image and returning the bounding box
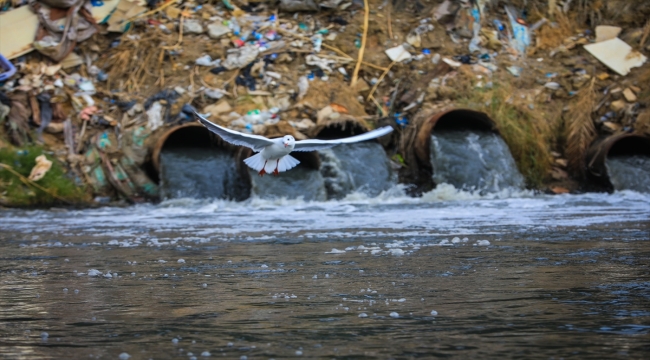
[1,187,649,359]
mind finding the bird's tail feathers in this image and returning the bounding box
[243,153,265,172]
[277,155,300,173]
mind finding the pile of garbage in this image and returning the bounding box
[0,0,649,205]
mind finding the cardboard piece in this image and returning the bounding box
[0,1,119,60]
[595,25,622,43]
[584,38,647,76]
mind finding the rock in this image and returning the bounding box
[623,88,637,102]
[208,23,231,39]
[550,167,568,180]
[602,121,621,133]
[610,100,626,112]
[629,85,641,93]
[166,6,181,19]
[203,101,232,115]
[279,0,318,11]
[596,72,609,81]
[595,25,621,43]
[550,186,570,194]
[555,158,568,168]
[183,19,204,34]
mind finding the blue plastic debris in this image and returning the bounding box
[0,54,17,82]
[394,113,408,128]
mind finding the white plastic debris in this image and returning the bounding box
[223,45,260,70]
[195,55,221,67]
[442,57,462,68]
[146,102,164,131]
[297,76,309,100]
[207,23,231,39]
[325,248,346,254]
[305,55,338,72]
[385,45,412,62]
[87,269,102,277]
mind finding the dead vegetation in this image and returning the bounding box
[565,78,597,177]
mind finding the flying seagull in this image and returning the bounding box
[194,112,394,176]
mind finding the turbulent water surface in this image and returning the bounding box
[606,154,650,193]
[160,148,249,201]
[1,187,649,359]
[430,130,525,193]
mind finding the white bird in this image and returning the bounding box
[194,112,393,176]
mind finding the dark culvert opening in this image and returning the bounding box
[152,124,251,201]
[408,109,520,195]
[432,110,497,132]
[311,121,369,140]
[608,137,650,157]
[587,134,650,192]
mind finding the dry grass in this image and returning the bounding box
[565,79,597,177]
[534,11,577,51]
[460,85,558,188]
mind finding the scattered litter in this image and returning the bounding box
[27,155,52,181]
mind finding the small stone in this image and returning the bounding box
[201,351,211,357]
[118,353,131,360]
[555,158,568,168]
[358,313,368,318]
[177,259,185,264]
[203,101,232,116]
[550,167,568,180]
[183,19,204,34]
[602,121,621,133]
[389,312,399,318]
[550,186,570,194]
[166,7,181,19]
[610,100,626,112]
[430,310,438,316]
[596,72,610,81]
[623,88,637,102]
[629,85,641,93]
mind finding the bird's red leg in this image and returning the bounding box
[273,160,280,176]
[258,160,268,176]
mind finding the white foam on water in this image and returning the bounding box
[2,185,649,247]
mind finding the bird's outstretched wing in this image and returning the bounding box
[292,126,393,152]
[194,112,274,152]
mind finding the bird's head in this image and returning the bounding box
[283,135,295,148]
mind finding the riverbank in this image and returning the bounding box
[1,0,649,207]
